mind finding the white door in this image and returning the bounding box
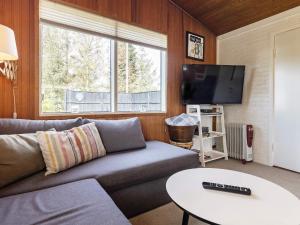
[274,28,300,172]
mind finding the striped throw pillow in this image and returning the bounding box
[37,123,106,175]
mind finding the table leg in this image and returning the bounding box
[182,211,189,225]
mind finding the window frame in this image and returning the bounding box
[39,20,167,116]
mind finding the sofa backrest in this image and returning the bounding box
[0,118,83,134]
[0,117,146,153]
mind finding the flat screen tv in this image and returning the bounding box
[181,64,245,105]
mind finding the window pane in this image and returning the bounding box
[41,23,111,113]
[117,42,165,112]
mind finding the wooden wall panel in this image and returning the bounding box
[183,13,216,64]
[30,0,39,119]
[167,3,184,117]
[0,0,11,118]
[0,0,216,142]
[0,0,34,119]
[98,0,132,23]
[56,0,98,11]
[134,0,168,34]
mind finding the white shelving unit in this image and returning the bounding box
[186,105,228,167]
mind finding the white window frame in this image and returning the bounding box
[39,21,167,116]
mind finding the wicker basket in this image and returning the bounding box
[167,124,197,143]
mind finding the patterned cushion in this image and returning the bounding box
[37,123,106,175]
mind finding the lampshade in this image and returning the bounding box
[0,24,18,61]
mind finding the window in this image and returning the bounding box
[40,0,167,115]
[117,42,166,112]
[41,23,112,113]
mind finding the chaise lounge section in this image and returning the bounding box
[0,179,131,225]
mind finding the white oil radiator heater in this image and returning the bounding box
[225,123,253,163]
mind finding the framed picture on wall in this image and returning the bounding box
[186,31,204,61]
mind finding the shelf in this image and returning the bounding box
[187,112,200,117]
[186,104,228,167]
[203,131,224,140]
[202,150,226,163]
[194,132,225,140]
[200,113,222,117]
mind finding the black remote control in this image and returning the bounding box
[202,182,251,195]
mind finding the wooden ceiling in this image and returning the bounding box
[172,0,300,35]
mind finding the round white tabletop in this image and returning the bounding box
[166,168,300,225]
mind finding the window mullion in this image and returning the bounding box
[161,51,167,112]
[110,40,115,112]
[114,40,118,112]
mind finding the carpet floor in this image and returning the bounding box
[130,159,300,225]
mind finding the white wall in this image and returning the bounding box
[217,6,300,165]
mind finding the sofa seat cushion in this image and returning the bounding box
[0,141,199,197]
[0,179,130,225]
[97,141,199,192]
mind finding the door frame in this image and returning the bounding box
[270,25,300,166]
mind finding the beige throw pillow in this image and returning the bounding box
[0,133,45,188]
[37,123,106,175]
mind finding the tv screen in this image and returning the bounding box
[181,64,245,105]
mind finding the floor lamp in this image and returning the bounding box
[0,24,18,119]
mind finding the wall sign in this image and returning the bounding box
[186,31,204,61]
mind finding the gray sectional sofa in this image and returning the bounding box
[0,117,199,225]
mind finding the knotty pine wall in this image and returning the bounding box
[0,0,216,141]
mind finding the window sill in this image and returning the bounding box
[37,111,167,120]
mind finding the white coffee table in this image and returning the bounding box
[166,168,300,225]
